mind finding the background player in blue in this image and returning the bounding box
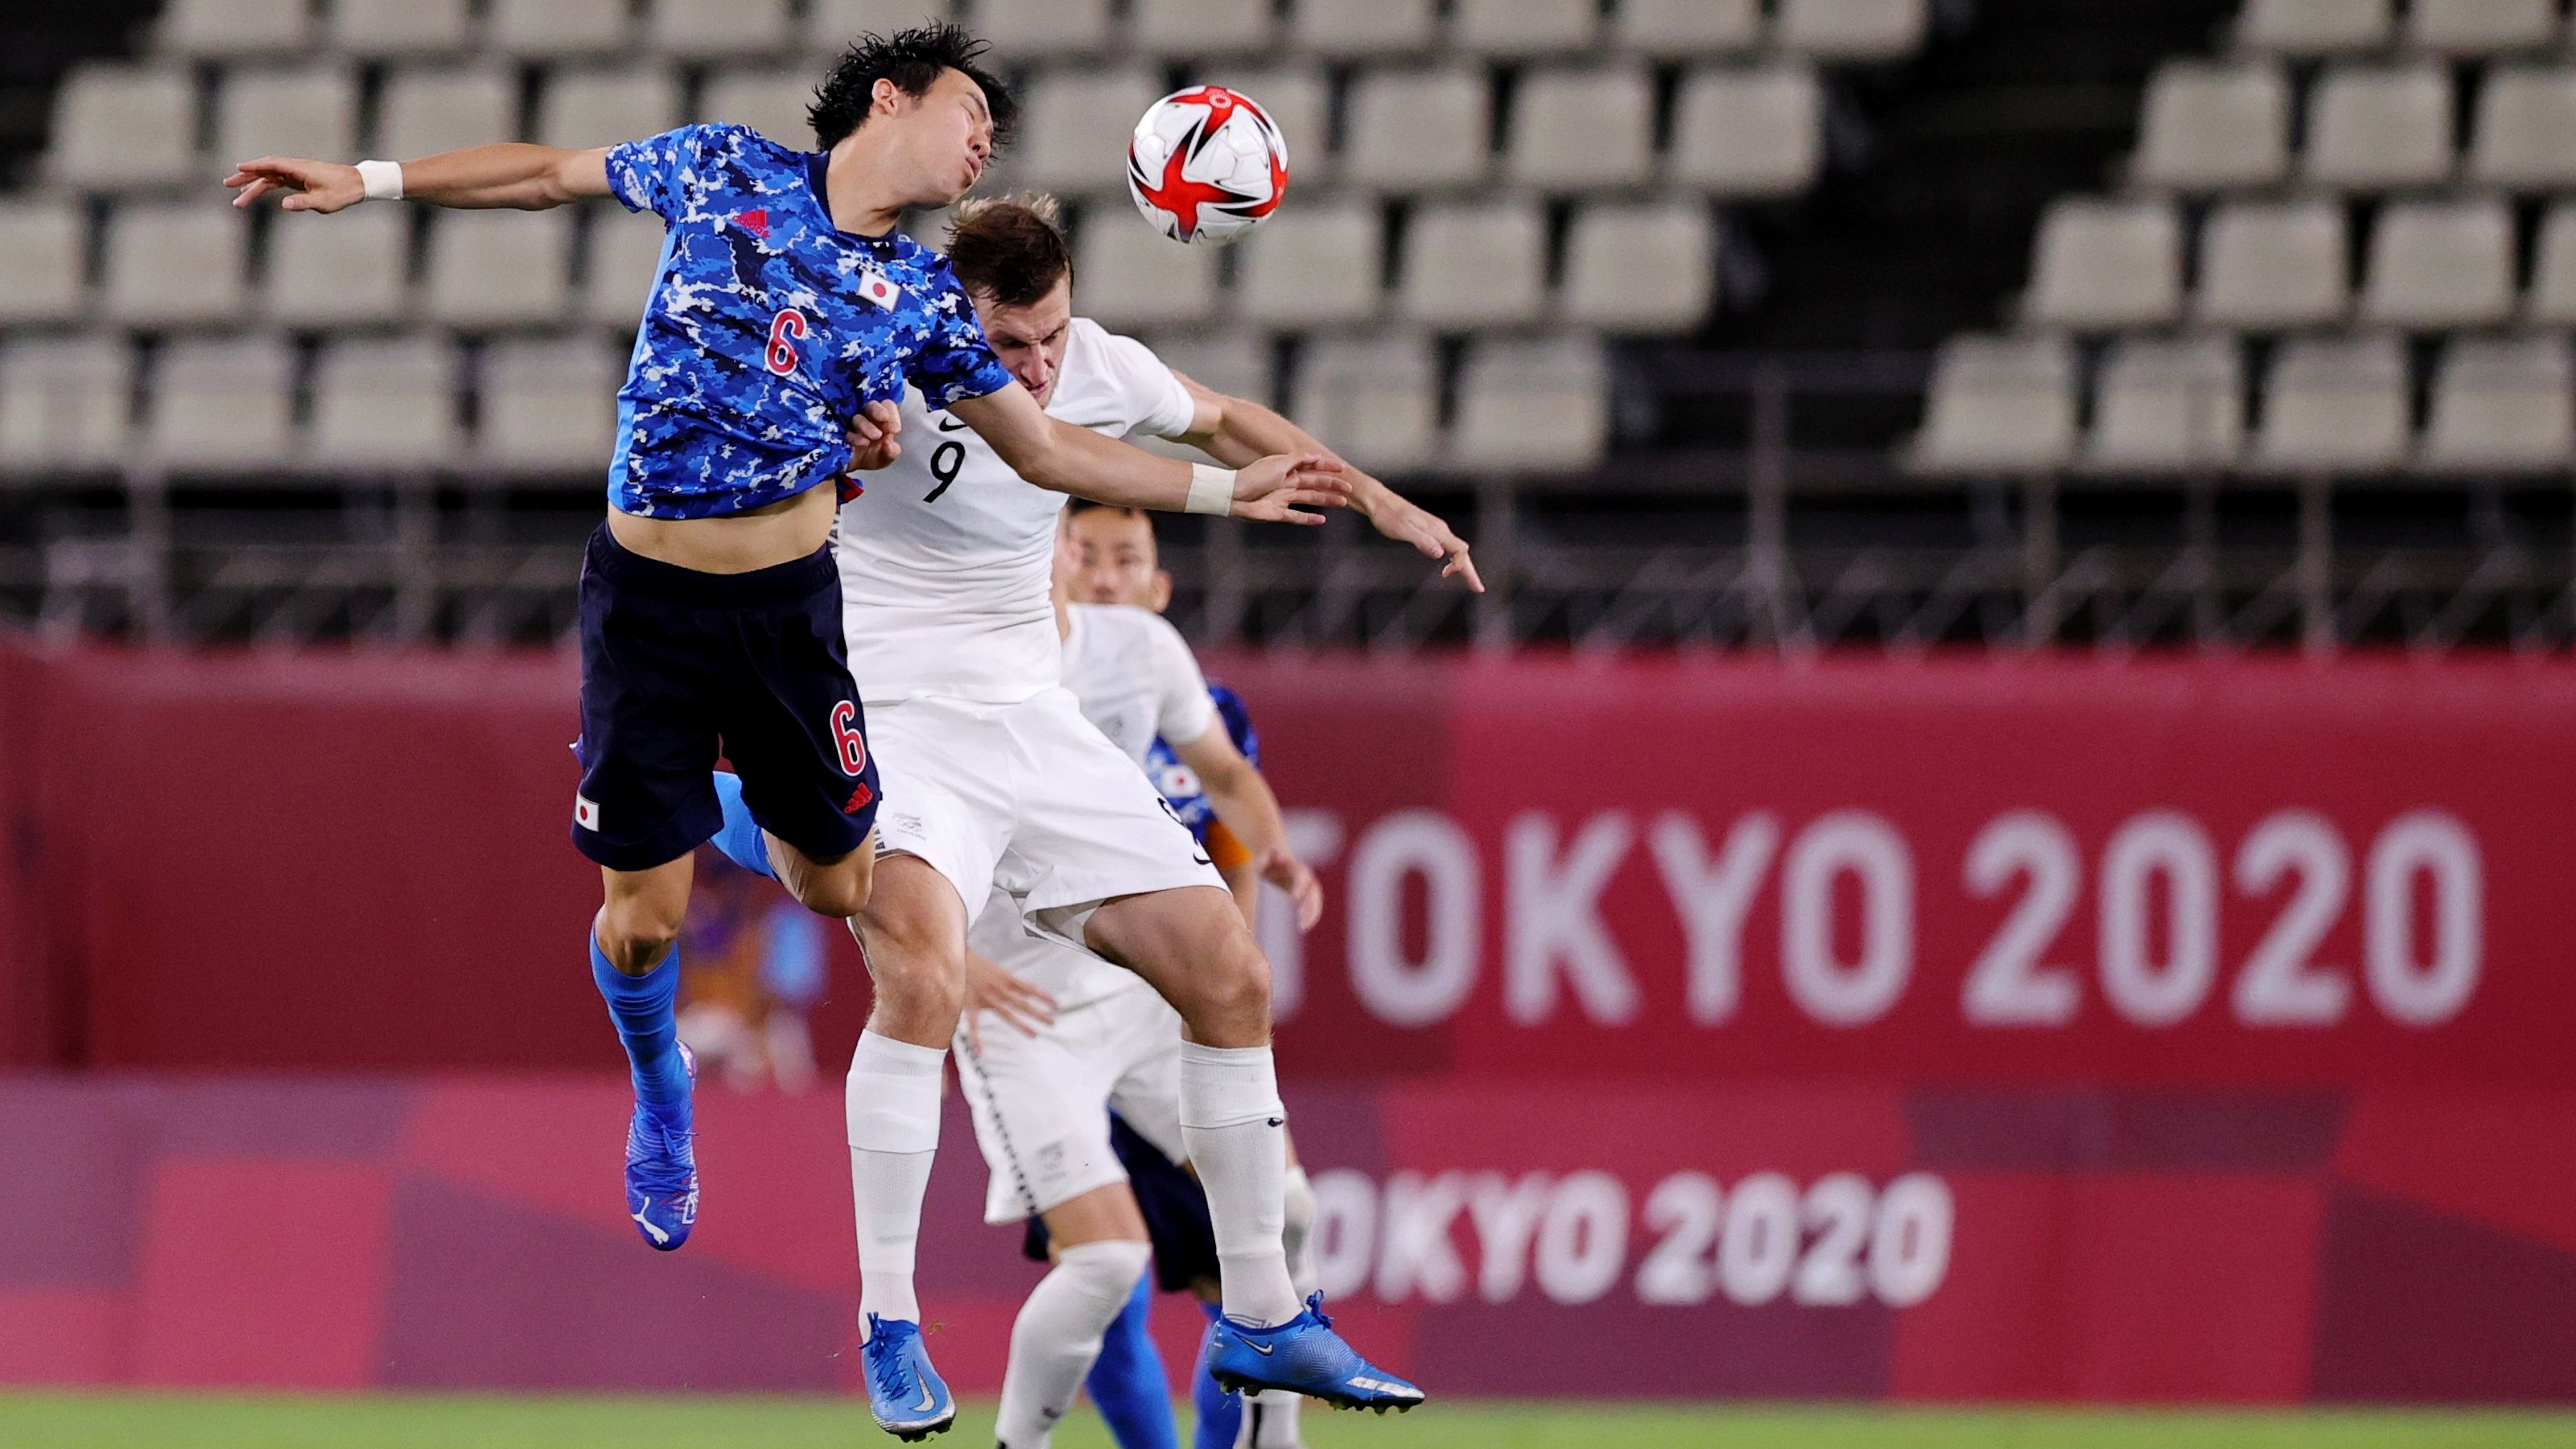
[224,27,1352,1436]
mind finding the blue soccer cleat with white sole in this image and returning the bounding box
[624,1041,698,1251]
[861,1315,956,1441]
[1206,1294,1424,1414]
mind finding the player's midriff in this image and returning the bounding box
[607,484,839,574]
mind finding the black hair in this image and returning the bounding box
[807,23,1019,151]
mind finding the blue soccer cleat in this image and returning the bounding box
[624,1041,699,1251]
[861,1315,956,1441]
[1205,1295,1424,1414]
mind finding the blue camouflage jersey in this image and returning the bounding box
[1145,683,1259,842]
[601,123,1015,519]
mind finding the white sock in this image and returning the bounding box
[1237,1164,1318,1446]
[847,1030,945,1332]
[994,1239,1152,1449]
[1178,1042,1300,1327]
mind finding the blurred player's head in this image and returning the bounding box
[947,196,1074,405]
[808,24,1017,205]
[1057,502,1172,613]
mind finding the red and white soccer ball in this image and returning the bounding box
[1126,86,1289,245]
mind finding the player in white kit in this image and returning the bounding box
[703,195,1474,1438]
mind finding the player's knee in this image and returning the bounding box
[795,851,873,919]
[1193,941,1272,1029]
[596,899,685,974]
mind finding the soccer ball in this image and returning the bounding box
[1125,87,1289,245]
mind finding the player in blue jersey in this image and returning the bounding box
[225,29,1358,1438]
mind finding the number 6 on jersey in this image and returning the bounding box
[766,308,810,377]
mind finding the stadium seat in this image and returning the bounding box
[2022,197,2182,331]
[2132,61,2290,191]
[1774,0,1929,62]
[2085,335,2244,473]
[0,338,130,471]
[486,0,629,57]
[2302,64,2454,191]
[1150,334,1272,408]
[2467,67,2576,189]
[1452,337,1609,471]
[1509,68,1655,191]
[1136,0,1273,56]
[145,336,295,471]
[1669,65,1824,197]
[2527,203,2576,325]
[2251,335,2410,473]
[1908,335,2077,475]
[1343,68,1491,191]
[1291,0,1439,58]
[376,68,518,158]
[1294,336,1439,471]
[2232,0,2391,55]
[1005,70,1164,196]
[422,210,575,327]
[1199,70,1329,183]
[477,339,625,471]
[311,338,460,467]
[1399,202,1546,327]
[325,0,473,58]
[1453,0,1597,56]
[0,203,88,327]
[210,67,360,172]
[2192,199,2350,330]
[48,66,196,191]
[1235,202,1385,327]
[698,69,820,151]
[156,0,312,58]
[537,68,685,149]
[2405,0,2557,55]
[102,204,249,327]
[976,0,1117,54]
[1615,0,1763,56]
[806,0,957,51]
[1560,200,1720,334]
[2359,199,2514,330]
[2419,335,2574,471]
[1074,224,1220,331]
[582,212,672,328]
[648,0,793,60]
[262,207,410,327]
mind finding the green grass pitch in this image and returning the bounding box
[6,1396,2575,1449]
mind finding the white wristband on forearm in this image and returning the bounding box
[1185,463,1235,517]
[356,159,405,202]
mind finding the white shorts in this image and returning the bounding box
[953,963,1189,1225]
[869,688,1225,941]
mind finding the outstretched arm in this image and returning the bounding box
[1171,727,1324,932]
[946,382,1350,525]
[227,144,612,214]
[1168,373,1483,592]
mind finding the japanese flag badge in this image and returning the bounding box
[857,270,903,309]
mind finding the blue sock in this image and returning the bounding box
[708,770,776,879]
[590,936,690,1105]
[1085,1272,1179,1449]
[1192,1301,1241,1449]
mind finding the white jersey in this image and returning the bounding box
[1057,602,1217,764]
[836,318,1197,706]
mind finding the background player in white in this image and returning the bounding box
[703,193,1474,1429]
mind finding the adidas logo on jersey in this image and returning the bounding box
[734,208,769,239]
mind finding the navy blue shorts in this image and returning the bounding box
[572,525,880,872]
[1024,1112,1219,1295]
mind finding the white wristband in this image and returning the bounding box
[355,159,404,202]
[1185,463,1234,517]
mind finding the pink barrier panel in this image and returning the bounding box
[3,1073,2571,1402]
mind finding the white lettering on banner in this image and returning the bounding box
[1868,1173,1955,1307]
[2230,810,2353,1027]
[1346,811,1481,1027]
[1793,1174,1874,1306]
[1466,1171,1554,1303]
[1650,813,1779,1025]
[1781,813,1914,1027]
[1374,1171,1470,1304]
[1507,813,1641,1025]
[1309,1169,1379,1300]
[1535,1172,1631,1305]
[1257,810,1346,1023]
[1960,811,2083,1026]
[2365,810,2483,1026]
[1717,1171,1801,1305]
[1634,1172,1723,1305]
[2099,812,2221,1027]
